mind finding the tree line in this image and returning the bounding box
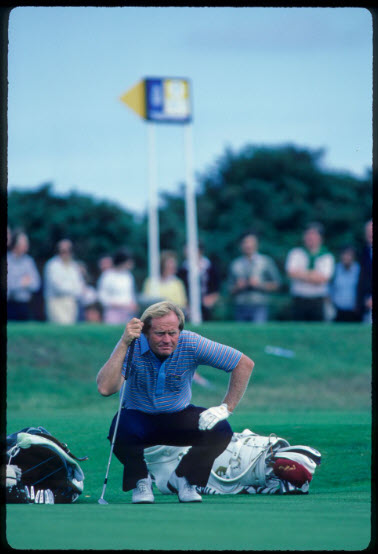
[7,143,372,314]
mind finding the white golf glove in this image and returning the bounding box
[198,403,232,431]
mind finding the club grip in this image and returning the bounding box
[124,339,136,380]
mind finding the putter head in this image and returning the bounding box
[98,498,108,505]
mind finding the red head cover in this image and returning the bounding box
[273,458,313,487]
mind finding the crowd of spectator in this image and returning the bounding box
[7,219,372,326]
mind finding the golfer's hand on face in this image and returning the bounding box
[124,318,144,346]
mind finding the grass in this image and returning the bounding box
[4,322,373,550]
[6,322,371,412]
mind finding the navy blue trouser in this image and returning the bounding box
[108,404,233,491]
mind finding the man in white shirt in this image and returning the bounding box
[44,239,85,324]
[285,223,335,321]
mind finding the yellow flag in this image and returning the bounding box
[119,80,146,119]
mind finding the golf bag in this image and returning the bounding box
[5,426,88,504]
[144,428,321,495]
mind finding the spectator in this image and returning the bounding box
[285,223,335,322]
[142,250,188,311]
[228,231,281,323]
[329,246,360,322]
[44,239,85,324]
[178,241,221,322]
[177,243,219,388]
[84,303,103,323]
[356,219,372,323]
[95,254,114,317]
[77,261,100,322]
[7,230,41,321]
[97,248,138,324]
[98,255,113,275]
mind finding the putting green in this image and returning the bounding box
[6,491,371,550]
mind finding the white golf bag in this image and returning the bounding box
[144,429,321,495]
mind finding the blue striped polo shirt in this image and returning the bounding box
[121,330,242,414]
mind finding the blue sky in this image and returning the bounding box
[7,6,373,215]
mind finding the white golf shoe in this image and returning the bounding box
[167,471,202,503]
[132,474,154,504]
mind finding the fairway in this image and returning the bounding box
[5,322,372,550]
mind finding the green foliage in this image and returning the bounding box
[159,184,186,255]
[7,144,372,292]
[7,183,147,284]
[191,144,372,277]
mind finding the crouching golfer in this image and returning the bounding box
[96,301,254,503]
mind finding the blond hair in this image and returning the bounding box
[140,301,185,334]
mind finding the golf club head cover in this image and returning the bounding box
[272,455,314,487]
[198,404,231,430]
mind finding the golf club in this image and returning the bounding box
[98,339,136,505]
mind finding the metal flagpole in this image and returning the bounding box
[147,122,160,296]
[184,122,202,324]
[121,77,197,311]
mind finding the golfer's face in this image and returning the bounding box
[147,312,181,358]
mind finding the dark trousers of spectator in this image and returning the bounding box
[234,304,269,323]
[201,305,212,321]
[334,308,360,322]
[7,300,30,321]
[108,405,233,491]
[291,296,325,321]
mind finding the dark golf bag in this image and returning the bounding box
[5,426,88,504]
